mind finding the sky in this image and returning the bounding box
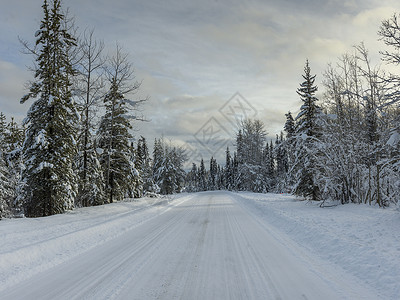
[1,0,400,166]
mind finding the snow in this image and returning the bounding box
[0,191,398,299]
[236,192,400,299]
[387,131,400,147]
[35,161,54,172]
[33,129,48,150]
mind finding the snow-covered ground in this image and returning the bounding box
[0,191,398,299]
[236,192,400,299]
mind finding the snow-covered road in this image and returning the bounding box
[0,192,385,299]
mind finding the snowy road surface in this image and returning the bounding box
[0,192,383,299]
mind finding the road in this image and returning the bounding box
[0,192,374,299]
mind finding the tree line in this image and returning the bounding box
[1,1,400,218]
[185,13,400,208]
[0,0,187,218]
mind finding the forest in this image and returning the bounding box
[1,0,400,218]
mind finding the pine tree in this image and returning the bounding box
[199,158,206,191]
[0,113,13,218]
[208,157,218,190]
[235,119,267,192]
[282,111,296,192]
[0,153,13,219]
[137,136,156,194]
[232,152,240,191]
[295,60,320,138]
[225,147,233,190]
[76,142,105,206]
[127,142,142,198]
[284,112,295,138]
[3,117,25,214]
[170,146,187,193]
[19,0,78,217]
[0,113,7,151]
[186,163,199,192]
[274,132,288,192]
[152,138,163,193]
[97,78,134,202]
[293,59,321,200]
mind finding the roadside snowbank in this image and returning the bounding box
[235,192,400,300]
[0,194,191,292]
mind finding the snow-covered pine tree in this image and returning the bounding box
[282,111,296,192]
[284,111,295,138]
[76,141,105,206]
[186,163,199,192]
[137,136,156,194]
[208,157,218,190]
[235,119,267,192]
[19,0,79,217]
[3,117,25,215]
[97,45,145,202]
[152,138,163,193]
[160,148,176,195]
[274,133,288,192]
[225,147,233,190]
[151,139,187,195]
[232,152,240,191]
[127,142,143,198]
[0,153,13,219]
[4,117,24,156]
[199,158,207,191]
[293,59,321,200]
[216,165,224,190]
[0,113,7,147]
[170,146,187,193]
[97,78,134,203]
[0,113,13,218]
[262,140,275,192]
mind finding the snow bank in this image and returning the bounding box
[0,194,191,292]
[235,192,400,300]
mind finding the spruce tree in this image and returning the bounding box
[152,138,163,193]
[0,154,13,219]
[97,78,134,202]
[127,142,143,198]
[293,60,321,200]
[209,157,218,190]
[20,0,78,217]
[225,147,233,190]
[0,114,13,218]
[284,112,295,138]
[186,163,199,192]
[137,136,155,194]
[76,142,105,206]
[199,158,206,191]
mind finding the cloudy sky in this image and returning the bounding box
[1,0,400,165]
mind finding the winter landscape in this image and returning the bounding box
[1,0,400,299]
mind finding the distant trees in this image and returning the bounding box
[183,35,400,209]
[152,138,187,195]
[3,1,400,219]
